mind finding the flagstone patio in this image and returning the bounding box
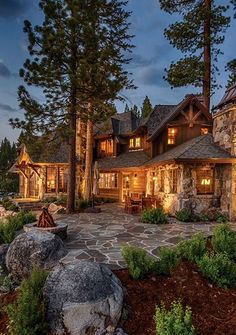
[58,204,236,269]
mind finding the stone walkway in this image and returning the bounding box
[58,204,236,270]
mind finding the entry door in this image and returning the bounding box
[29,174,39,197]
[122,174,131,201]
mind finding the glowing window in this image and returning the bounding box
[129,137,141,149]
[196,168,214,194]
[100,140,113,155]
[169,169,178,194]
[99,173,118,189]
[201,128,209,135]
[168,128,177,145]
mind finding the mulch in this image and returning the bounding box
[0,291,18,334]
[114,261,236,335]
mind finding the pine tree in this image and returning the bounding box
[141,96,153,118]
[9,0,133,211]
[129,105,140,118]
[124,104,130,113]
[226,59,236,88]
[79,0,134,200]
[0,138,18,193]
[160,0,230,112]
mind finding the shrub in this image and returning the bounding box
[154,300,196,335]
[141,208,167,224]
[216,213,228,223]
[2,274,15,291]
[6,267,48,335]
[1,197,19,212]
[76,198,91,210]
[121,246,155,280]
[198,252,236,288]
[175,208,193,222]
[177,233,207,263]
[212,224,236,260]
[198,213,209,222]
[154,247,180,275]
[42,196,58,204]
[0,212,36,244]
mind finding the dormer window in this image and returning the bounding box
[201,128,209,135]
[129,137,141,149]
[100,139,113,155]
[168,128,177,145]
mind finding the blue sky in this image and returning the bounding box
[0,0,235,142]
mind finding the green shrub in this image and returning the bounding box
[1,198,19,212]
[154,247,180,275]
[2,274,15,291]
[198,252,236,288]
[54,195,67,205]
[42,196,58,204]
[0,212,36,244]
[121,246,155,280]
[198,213,209,222]
[6,267,48,335]
[141,208,167,224]
[177,233,207,263]
[175,208,193,222]
[154,300,196,335]
[76,198,91,210]
[212,224,236,260]
[95,197,116,204]
[216,213,228,223]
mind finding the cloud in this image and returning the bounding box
[0,0,31,19]
[0,103,17,112]
[0,61,18,78]
[137,67,167,87]
[0,62,11,78]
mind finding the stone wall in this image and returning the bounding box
[213,106,236,156]
[150,163,231,217]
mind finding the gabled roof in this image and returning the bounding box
[214,84,236,111]
[146,134,233,166]
[147,95,211,141]
[94,110,140,137]
[97,150,150,170]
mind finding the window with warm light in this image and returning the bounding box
[46,167,57,193]
[160,170,165,192]
[99,173,118,189]
[196,168,214,194]
[168,128,177,145]
[100,139,113,155]
[58,167,68,193]
[201,128,209,135]
[129,137,141,149]
[169,169,178,193]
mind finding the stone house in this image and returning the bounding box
[11,86,236,219]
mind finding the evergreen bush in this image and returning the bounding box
[154,247,180,275]
[212,224,236,260]
[175,208,193,222]
[121,246,155,280]
[154,300,196,335]
[141,208,167,224]
[6,267,48,335]
[198,252,236,288]
[177,233,207,263]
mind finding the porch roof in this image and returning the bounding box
[145,134,233,166]
[97,150,150,170]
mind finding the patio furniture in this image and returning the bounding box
[125,196,142,214]
[142,196,162,211]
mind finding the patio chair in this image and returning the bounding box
[126,196,141,214]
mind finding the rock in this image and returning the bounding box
[56,207,66,214]
[44,261,124,335]
[48,203,65,214]
[0,244,9,269]
[6,231,67,282]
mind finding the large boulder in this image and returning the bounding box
[43,261,124,335]
[0,244,9,269]
[6,231,67,282]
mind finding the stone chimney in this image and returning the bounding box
[213,85,236,156]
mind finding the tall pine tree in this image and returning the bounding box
[226,1,236,88]
[160,0,230,112]
[141,96,153,118]
[79,0,134,200]
[0,138,18,193]
[10,0,134,211]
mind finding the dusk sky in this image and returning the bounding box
[0,0,235,142]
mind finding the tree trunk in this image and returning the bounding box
[203,0,211,113]
[67,105,77,214]
[76,118,86,197]
[84,109,93,201]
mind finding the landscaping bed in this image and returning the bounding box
[115,261,236,335]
